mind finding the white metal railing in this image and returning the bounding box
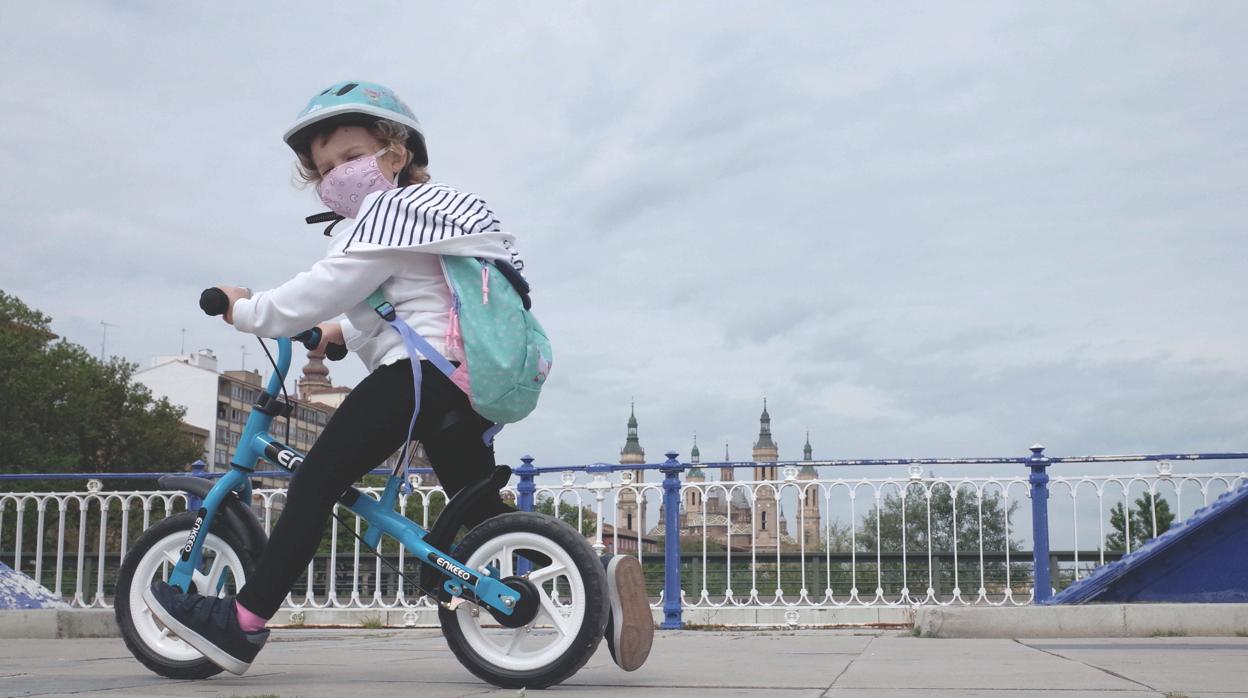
[547,466,1248,610]
[2,468,1244,617]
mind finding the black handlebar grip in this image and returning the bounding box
[199,287,229,316]
[293,329,348,361]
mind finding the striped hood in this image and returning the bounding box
[341,183,522,272]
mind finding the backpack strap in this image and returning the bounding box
[367,289,458,379]
[491,259,532,310]
[366,288,502,460]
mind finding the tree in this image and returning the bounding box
[1105,493,1175,552]
[857,483,1021,594]
[0,291,202,489]
[858,483,1019,554]
[535,494,597,537]
[780,521,854,552]
[1,292,205,588]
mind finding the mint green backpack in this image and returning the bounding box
[367,256,552,430]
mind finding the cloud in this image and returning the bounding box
[2,1,1246,476]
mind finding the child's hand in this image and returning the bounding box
[218,286,253,325]
[310,322,344,356]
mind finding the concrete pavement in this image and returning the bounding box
[1,629,1246,697]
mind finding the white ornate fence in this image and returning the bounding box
[3,461,1244,622]
[540,464,1248,610]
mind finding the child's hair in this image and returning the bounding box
[294,118,430,187]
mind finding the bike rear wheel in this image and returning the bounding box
[439,512,607,689]
[115,511,256,679]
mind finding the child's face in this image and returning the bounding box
[310,125,403,182]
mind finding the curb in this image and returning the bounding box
[0,610,119,639]
[0,606,912,637]
[13,604,1247,639]
[681,605,914,628]
[916,603,1248,638]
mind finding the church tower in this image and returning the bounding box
[684,434,705,527]
[297,350,352,408]
[297,351,331,399]
[751,399,780,549]
[617,402,646,533]
[797,431,821,546]
[719,442,734,483]
[619,401,645,467]
[752,399,779,480]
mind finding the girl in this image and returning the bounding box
[143,81,652,676]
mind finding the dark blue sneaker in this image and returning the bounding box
[143,581,268,675]
[601,554,653,671]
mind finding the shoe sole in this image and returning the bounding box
[605,555,654,672]
[141,587,251,676]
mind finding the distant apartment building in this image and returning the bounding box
[135,349,342,472]
[179,422,210,459]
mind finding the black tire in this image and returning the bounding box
[439,512,608,689]
[115,511,258,679]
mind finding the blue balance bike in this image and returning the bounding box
[114,290,607,689]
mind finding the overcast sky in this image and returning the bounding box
[3,1,1246,475]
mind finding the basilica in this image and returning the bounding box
[614,400,822,552]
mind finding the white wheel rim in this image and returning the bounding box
[455,531,587,672]
[128,529,247,662]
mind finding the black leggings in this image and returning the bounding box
[237,359,499,618]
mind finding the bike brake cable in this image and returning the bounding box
[256,337,292,445]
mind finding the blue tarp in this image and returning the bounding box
[1050,481,1248,604]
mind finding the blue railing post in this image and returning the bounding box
[660,451,685,629]
[1027,444,1053,604]
[187,460,208,511]
[516,455,536,513]
[513,455,538,576]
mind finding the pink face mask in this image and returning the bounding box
[316,148,398,219]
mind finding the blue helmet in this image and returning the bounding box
[284,80,428,166]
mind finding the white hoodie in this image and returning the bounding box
[232,183,522,372]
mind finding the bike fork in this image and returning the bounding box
[168,468,250,591]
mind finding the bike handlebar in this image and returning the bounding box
[199,287,347,361]
[293,327,348,361]
[199,287,229,317]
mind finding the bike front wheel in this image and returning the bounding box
[115,511,255,679]
[439,512,608,689]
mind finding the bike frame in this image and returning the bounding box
[168,336,521,616]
